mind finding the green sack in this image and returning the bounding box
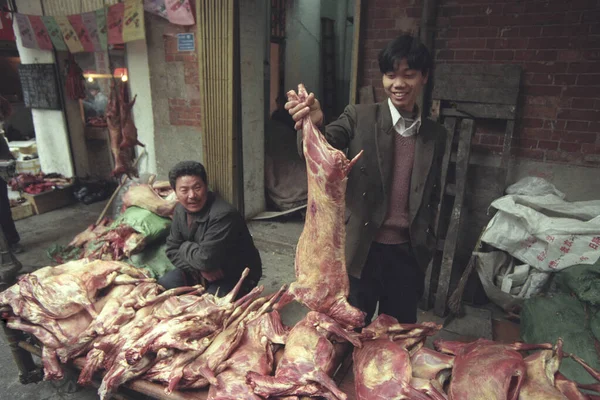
[128,243,176,279]
[521,292,600,385]
[112,206,171,244]
[555,260,600,306]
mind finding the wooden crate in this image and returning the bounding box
[10,201,34,221]
[23,184,74,215]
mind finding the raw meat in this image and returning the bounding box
[207,310,288,400]
[119,81,144,149]
[122,183,177,218]
[66,53,86,101]
[106,80,125,177]
[353,314,444,400]
[106,80,143,178]
[434,339,553,400]
[519,339,567,399]
[178,286,285,392]
[279,84,365,330]
[68,218,111,248]
[247,311,361,400]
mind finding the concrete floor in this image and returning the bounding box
[0,201,493,399]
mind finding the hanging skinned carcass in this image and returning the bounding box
[247,311,361,400]
[353,314,446,400]
[106,80,144,178]
[277,84,365,330]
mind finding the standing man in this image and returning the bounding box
[161,161,262,297]
[287,34,446,323]
[0,96,22,254]
[83,84,109,117]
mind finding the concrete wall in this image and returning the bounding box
[285,0,322,98]
[13,0,74,177]
[126,39,157,175]
[145,15,203,179]
[240,0,267,218]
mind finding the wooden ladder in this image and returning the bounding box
[421,64,522,317]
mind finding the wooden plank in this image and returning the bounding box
[440,103,517,120]
[421,117,457,310]
[434,118,476,317]
[497,120,515,194]
[432,64,521,105]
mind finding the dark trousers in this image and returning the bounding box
[0,177,19,245]
[348,242,424,324]
[157,269,253,299]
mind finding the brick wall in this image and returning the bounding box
[163,34,202,127]
[359,0,600,166]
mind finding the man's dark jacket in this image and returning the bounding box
[165,192,262,285]
[300,101,447,279]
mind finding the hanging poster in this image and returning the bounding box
[145,0,195,26]
[54,15,84,53]
[81,11,104,51]
[67,14,95,52]
[41,16,68,51]
[123,0,145,42]
[94,9,108,50]
[15,13,38,49]
[27,15,54,50]
[107,2,125,44]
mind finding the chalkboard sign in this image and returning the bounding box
[18,64,62,110]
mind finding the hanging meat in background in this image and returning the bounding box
[65,53,86,101]
[119,81,144,149]
[106,79,143,179]
[276,84,365,330]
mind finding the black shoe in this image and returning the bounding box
[10,243,24,254]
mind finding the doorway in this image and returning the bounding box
[264,0,357,213]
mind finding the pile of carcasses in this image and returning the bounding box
[0,260,290,399]
[49,181,177,264]
[1,259,600,400]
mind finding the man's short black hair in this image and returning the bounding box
[378,34,432,75]
[169,161,208,189]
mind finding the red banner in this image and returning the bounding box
[107,2,125,44]
[28,15,54,50]
[67,14,95,52]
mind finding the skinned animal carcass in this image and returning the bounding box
[353,314,445,400]
[277,84,365,330]
[247,311,361,400]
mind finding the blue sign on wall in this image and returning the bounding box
[177,33,195,52]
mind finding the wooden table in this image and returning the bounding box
[16,340,360,400]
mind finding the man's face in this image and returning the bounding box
[175,175,208,213]
[90,89,99,96]
[382,58,428,113]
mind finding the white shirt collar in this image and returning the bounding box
[387,98,422,137]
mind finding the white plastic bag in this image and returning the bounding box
[505,176,566,199]
[482,194,600,272]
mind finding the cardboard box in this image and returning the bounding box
[23,184,74,215]
[10,201,34,221]
[15,158,41,175]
